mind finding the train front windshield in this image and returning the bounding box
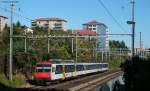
[36,64,51,72]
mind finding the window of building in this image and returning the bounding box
[89,25,92,27]
[55,23,62,26]
[44,24,49,26]
[93,28,96,30]
[93,25,96,27]
[89,28,92,30]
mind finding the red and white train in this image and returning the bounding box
[32,59,108,83]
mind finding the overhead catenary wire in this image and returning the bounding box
[97,0,127,32]
[0,6,33,21]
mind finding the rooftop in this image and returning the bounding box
[0,15,8,19]
[83,20,107,27]
[73,29,96,35]
[34,18,67,22]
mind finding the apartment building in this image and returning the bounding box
[32,18,67,31]
[0,16,8,32]
[83,20,109,50]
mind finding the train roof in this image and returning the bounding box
[36,61,51,65]
[36,59,108,64]
[36,59,74,64]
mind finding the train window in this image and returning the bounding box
[65,65,75,73]
[103,64,108,68]
[36,67,43,72]
[36,64,51,72]
[88,65,91,70]
[56,65,63,74]
[86,64,98,70]
[96,64,99,69]
[85,65,89,70]
[99,64,102,68]
[65,65,68,72]
[91,65,95,70]
[77,65,84,71]
[93,64,97,69]
[86,65,90,70]
[43,67,51,72]
[70,65,75,72]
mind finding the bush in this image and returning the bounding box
[0,74,26,88]
[121,56,150,91]
[108,59,123,70]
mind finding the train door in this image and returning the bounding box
[54,64,64,80]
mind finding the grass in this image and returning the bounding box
[0,73,26,88]
[108,59,124,70]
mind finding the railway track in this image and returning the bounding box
[27,69,121,91]
[68,71,121,91]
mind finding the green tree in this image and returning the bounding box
[109,40,128,49]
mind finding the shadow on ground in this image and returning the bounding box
[0,82,67,91]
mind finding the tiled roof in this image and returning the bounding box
[0,15,8,19]
[73,29,96,35]
[83,20,104,25]
[34,18,67,22]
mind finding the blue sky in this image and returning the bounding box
[1,0,150,48]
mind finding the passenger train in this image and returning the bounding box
[32,59,108,83]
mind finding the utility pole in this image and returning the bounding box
[75,33,77,63]
[71,30,74,53]
[9,0,18,81]
[9,1,13,81]
[131,0,135,56]
[2,0,18,81]
[102,51,104,61]
[139,32,142,55]
[127,0,135,57]
[95,34,98,62]
[48,29,50,53]
[25,28,27,53]
[75,33,77,76]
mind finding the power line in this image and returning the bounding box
[97,0,127,32]
[0,6,32,21]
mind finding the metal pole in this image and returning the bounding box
[2,0,18,81]
[109,49,110,61]
[9,2,13,81]
[25,29,27,53]
[131,0,135,56]
[71,30,74,53]
[48,29,50,53]
[105,51,106,61]
[75,33,77,76]
[93,44,94,59]
[139,32,141,55]
[102,51,104,61]
[120,48,121,61]
[96,34,98,62]
[75,34,77,63]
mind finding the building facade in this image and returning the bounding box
[0,16,8,32]
[83,20,109,50]
[32,18,67,31]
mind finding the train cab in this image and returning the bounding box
[33,61,52,81]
